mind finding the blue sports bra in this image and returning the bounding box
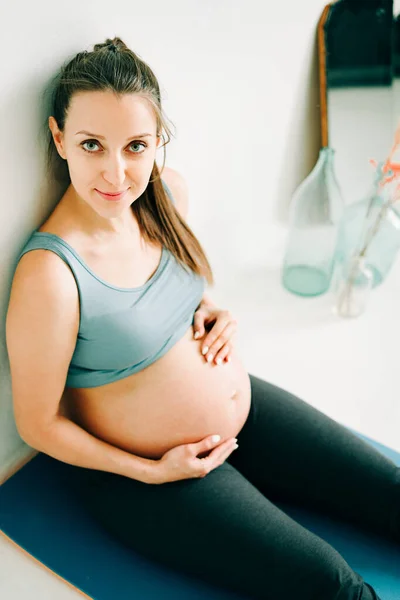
[16,179,206,388]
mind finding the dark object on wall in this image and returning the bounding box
[325,0,394,87]
[393,13,400,77]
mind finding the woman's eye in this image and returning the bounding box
[80,140,147,154]
[81,140,100,153]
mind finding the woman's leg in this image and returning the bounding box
[228,373,400,545]
[73,460,380,600]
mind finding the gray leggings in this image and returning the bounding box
[75,374,400,599]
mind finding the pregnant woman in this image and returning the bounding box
[5,37,399,600]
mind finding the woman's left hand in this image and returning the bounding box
[193,304,238,365]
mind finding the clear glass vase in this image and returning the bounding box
[333,254,374,318]
[335,180,400,288]
[282,147,344,296]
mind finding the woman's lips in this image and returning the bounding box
[96,189,128,201]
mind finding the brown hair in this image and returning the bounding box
[43,36,214,284]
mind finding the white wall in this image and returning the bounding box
[2,0,399,484]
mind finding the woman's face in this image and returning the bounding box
[49,90,162,220]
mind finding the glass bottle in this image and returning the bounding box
[333,254,374,318]
[282,147,344,296]
[335,171,400,288]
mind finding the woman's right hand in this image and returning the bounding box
[152,435,239,484]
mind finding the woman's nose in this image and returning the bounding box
[102,156,128,185]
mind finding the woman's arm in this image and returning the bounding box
[198,292,216,308]
[24,415,160,484]
[194,292,217,314]
[7,252,161,484]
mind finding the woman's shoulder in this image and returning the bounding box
[160,167,189,220]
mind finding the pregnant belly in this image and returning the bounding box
[66,324,252,459]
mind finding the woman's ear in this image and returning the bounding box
[48,116,67,160]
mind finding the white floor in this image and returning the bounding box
[1,259,400,599]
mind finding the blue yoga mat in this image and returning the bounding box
[0,428,399,599]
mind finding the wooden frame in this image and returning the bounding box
[318,2,335,148]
